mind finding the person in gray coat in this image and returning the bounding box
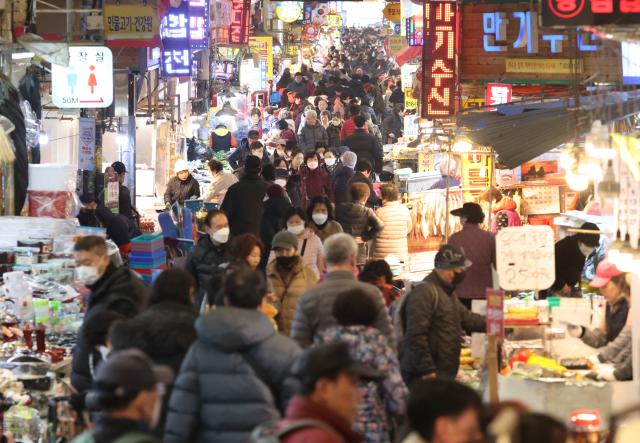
[298,110,329,152]
[399,244,486,383]
[164,268,301,443]
[290,233,394,348]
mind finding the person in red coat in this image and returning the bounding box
[299,151,333,210]
[278,342,382,443]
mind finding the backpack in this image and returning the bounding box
[72,431,157,443]
[392,282,439,349]
[251,419,344,443]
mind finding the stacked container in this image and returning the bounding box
[129,234,167,284]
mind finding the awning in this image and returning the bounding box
[457,91,640,169]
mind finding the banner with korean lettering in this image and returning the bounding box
[541,0,640,26]
[248,37,273,90]
[189,0,210,49]
[486,289,504,339]
[230,0,251,44]
[104,2,160,47]
[161,2,191,76]
[421,0,458,119]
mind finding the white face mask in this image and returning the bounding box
[325,157,336,166]
[288,223,305,235]
[211,227,230,244]
[312,213,328,225]
[76,265,101,286]
[149,387,163,429]
[579,242,596,257]
[307,161,319,170]
[275,178,287,188]
[97,345,111,361]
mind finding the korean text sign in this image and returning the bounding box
[542,0,640,25]
[230,0,251,44]
[421,0,458,119]
[161,0,210,76]
[486,83,512,106]
[52,46,114,108]
[486,289,505,339]
[104,3,159,47]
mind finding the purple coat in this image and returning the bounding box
[448,223,496,300]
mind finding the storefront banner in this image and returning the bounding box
[78,117,96,171]
[486,83,512,106]
[248,36,273,90]
[383,3,401,21]
[230,0,251,44]
[506,58,583,74]
[461,153,492,200]
[486,289,504,338]
[496,225,556,291]
[104,3,159,47]
[541,0,640,26]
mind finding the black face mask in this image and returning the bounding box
[452,270,466,286]
[276,256,298,271]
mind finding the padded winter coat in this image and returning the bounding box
[298,122,329,152]
[372,201,412,262]
[267,257,318,335]
[186,235,230,307]
[164,307,301,443]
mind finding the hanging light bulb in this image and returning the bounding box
[559,148,576,170]
[616,245,636,272]
[38,131,49,145]
[453,136,472,152]
[577,158,604,181]
[566,169,590,191]
[585,120,615,159]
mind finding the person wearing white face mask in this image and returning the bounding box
[269,208,325,279]
[73,349,173,443]
[300,151,334,210]
[186,209,232,308]
[307,196,343,242]
[71,236,149,408]
[323,148,340,180]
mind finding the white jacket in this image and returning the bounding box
[372,200,412,262]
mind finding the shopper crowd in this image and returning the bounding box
[68,27,619,443]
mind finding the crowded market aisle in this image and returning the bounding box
[0,0,638,440]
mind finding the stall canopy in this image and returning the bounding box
[457,91,640,169]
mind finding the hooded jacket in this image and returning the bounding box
[331,165,355,208]
[326,122,342,148]
[221,173,269,236]
[164,307,301,443]
[342,129,383,174]
[164,174,201,206]
[300,164,334,209]
[372,200,412,262]
[211,127,238,152]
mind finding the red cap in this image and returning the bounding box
[589,259,623,288]
[569,410,601,427]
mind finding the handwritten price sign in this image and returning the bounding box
[496,225,555,290]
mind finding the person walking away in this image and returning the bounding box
[186,209,231,307]
[491,195,522,233]
[333,151,357,208]
[210,123,238,152]
[203,159,238,204]
[298,110,329,152]
[267,231,318,335]
[164,159,201,208]
[381,104,404,144]
[347,159,380,208]
[228,129,260,170]
[164,268,301,443]
[401,379,482,443]
[261,184,293,264]
[287,72,310,99]
[307,196,343,242]
[429,159,461,190]
[71,236,149,405]
[72,349,173,443]
[317,290,408,443]
[300,151,333,210]
[372,183,412,264]
[290,233,393,348]
[342,115,383,175]
[336,183,384,265]
[399,245,485,382]
[448,203,496,308]
[327,112,343,148]
[340,105,369,139]
[221,155,269,237]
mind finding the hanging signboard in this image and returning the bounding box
[161,2,191,76]
[230,0,251,44]
[52,46,114,108]
[188,0,210,49]
[325,14,343,27]
[303,24,320,39]
[104,3,159,47]
[421,0,458,119]
[248,36,273,90]
[383,3,402,21]
[486,289,505,339]
[486,83,512,106]
[78,117,96,171]
[496,225,555,291]
[276,2,303,23]
[541,0,640,26]
[386,35,409,57]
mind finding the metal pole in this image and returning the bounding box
[488,147,495,230]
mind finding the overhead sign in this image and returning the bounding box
[78,117,96,171]
[248,36,273,90]
[386,35,409,56]
[383,2,401,21]
[104,3,159,47]
[541,0,640,26]
[406,14,423,46]
[486,83,512,107]
[421,0,458,119]
[161,1,191,76]
[276,2,303,22]
[188,0,210,49]
[230,0,251,44]
[496,225,555,290]
[52,46,113,108]
[506,58,583,74]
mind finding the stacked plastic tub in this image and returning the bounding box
[28,164,76,218]
[129,234,167,284]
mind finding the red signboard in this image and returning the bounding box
[486,83,512,107]
[541,0,640,25]
[486,289,505,338]
[229,0,251,44]
[421,0,458,119]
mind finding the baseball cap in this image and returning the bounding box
[450,202,485,224]
[79,193,97,205]
[248,130,260,139]
[589,259,623,288]
[89,349,173,409]
[434,244,472,270]
[272,231,299,251]
[293,342,383,383]
[111,161,126,175]
[174,159,189,174]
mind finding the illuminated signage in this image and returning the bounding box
[276,2,303,23]
[421,0,458,119]
[541,0,640,25]
[248,36,273,90]
[405,15,423,46]
[230,0,251,44]
[486,83,512,107]
[161,2,191,76]
[189,0,209,49]
[483,11,598,53]
[104,3,159,47]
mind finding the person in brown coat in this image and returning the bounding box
[267,230,318,335]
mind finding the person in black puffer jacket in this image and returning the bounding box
[164,159,201,208]
[260,184,292,267]
[164,267,301,443]
[335,182,383,265]
[109,268,197,437]
[186,209,232,307]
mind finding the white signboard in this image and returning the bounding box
[78,117,96,171]
[496,225,555,291]
[52,46,114,108]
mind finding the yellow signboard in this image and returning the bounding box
[104,4,158,43]
[325,14,343,27]
[506,58,583,75]
[383,3,401,22]
[387,35,408,56]
[248,36,274,89]
[404,88,418,111]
